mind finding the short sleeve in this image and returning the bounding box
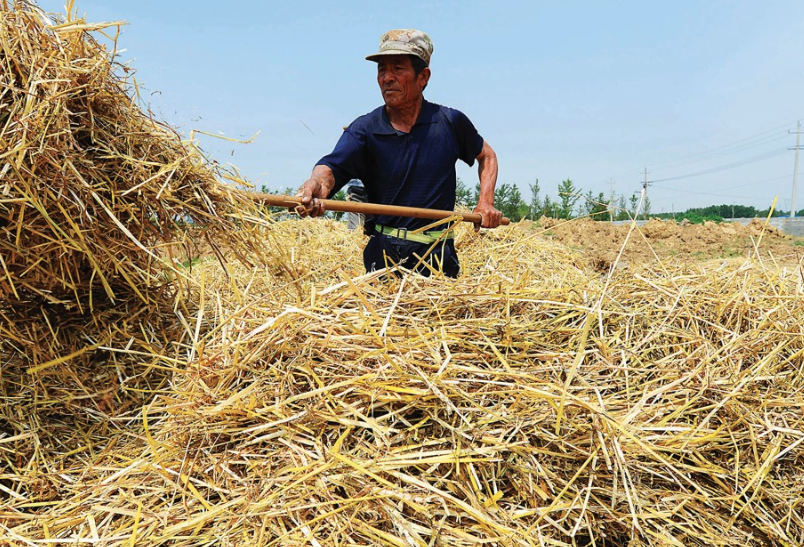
[316,128,368,196]
[450,110,484,167]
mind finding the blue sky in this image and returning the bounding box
[39,1,804,214]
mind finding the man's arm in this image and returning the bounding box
[473,140,503,229]
[294,164,336,217]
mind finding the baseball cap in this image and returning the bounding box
[365,29,433,66]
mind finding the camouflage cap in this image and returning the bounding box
[365,29,433,66]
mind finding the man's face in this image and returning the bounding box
[376,56,429,110]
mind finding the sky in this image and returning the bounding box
[37,0,804,214]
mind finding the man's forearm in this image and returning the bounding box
[477,144,498,206]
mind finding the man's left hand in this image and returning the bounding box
[472,202,503,232]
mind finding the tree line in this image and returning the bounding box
[260,180,798,224]
[457,179,795,223]
[456,178,633,222]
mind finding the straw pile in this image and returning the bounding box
[0,1,262,366]
[0,0,261,510]
[4,214,804,546]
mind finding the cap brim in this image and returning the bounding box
[366,49,419,62]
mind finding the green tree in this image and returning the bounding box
[481,182,527,222]
[616,195,629,221]
[455,177,473,208]
[557,179,580,219]
[542,195,556,218]
[629,194,639,218]
[583,191,610,221]
[528,179,542,220]
[468,181,528,221]
[579,190,594,218]
[580,189,611,219]
[329,189,346,220]
[260,184,296,195]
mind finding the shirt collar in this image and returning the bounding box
[373,99,438,135]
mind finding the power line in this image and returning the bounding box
[652,186,773,201]
[603,117,802,185]
[650,132,789,173]
[653,173,798,200]
[652,148,788,183]
[647,119,797,170]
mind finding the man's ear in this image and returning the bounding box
[420,66,431,88]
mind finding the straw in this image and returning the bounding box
[5,216,803,546]
[3,2,804,545]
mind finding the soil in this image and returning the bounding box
[534,217,804,272]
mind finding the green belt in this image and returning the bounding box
[375,224,454,245]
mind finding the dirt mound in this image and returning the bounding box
[536,217,802,271]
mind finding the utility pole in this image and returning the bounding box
[790,121,802,218]
[609,178,615,222]
[640,167,652,219]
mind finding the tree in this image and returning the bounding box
[496,182,529,221]
[455,177,473,208]
[579,189,600,218]
[584,191,610,221]
[615,195,629,221]
[467,181,528,221]
[629,194,639,218]
[542,195,556,219]
[260,184,295,195]
[557,179,580,219]
[528,179,542,220]
[329,189,346,220]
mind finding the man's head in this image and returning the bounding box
[368,30,433,109]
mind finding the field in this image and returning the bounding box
[539,216,803,271]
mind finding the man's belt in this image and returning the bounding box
[375,224,454,245]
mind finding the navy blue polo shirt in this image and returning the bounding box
[316,99,484,231]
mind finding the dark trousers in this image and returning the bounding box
[363,235,460,278]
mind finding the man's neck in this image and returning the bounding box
[386,97,423,133]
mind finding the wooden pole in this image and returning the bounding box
[251,193,511,226]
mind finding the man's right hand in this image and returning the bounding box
[293,166,336,217]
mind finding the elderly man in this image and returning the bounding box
[296,29,502,278]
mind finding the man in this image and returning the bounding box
[296,29,502,277]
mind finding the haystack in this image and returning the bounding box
[0,0,262,490]
[0,1,260,364]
